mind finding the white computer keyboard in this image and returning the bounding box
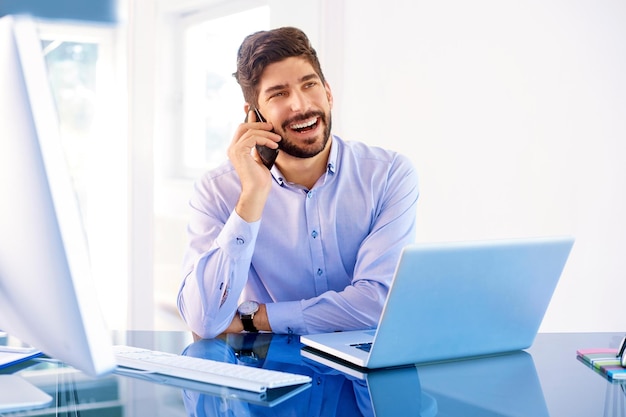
[113,345,311,393]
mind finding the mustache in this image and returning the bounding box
[281,111,326,130]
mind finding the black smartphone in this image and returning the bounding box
[252,108,280,169]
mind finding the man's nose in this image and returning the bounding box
[288,90,309,113]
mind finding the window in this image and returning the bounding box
[37,22,128,330]
[41,39,98,204]
[178,5,270,178]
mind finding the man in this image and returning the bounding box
[177,27,419,339]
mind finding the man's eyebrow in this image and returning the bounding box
[300,73,320,83]
[262,73,321,96]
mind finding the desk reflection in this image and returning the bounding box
[182,333,551,417]
[182,333,434,416]
[418,351,550,417]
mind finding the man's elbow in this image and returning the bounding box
[177,298,230,339]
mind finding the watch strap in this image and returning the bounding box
[241,314,258,332]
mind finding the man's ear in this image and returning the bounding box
[244,103,251,114]
[324,81,334,109]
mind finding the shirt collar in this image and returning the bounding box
[270,135,339,187]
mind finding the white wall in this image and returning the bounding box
[323,0,626,332]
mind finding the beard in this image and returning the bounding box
[276,111,332,159]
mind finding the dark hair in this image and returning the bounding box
[233,27,326,107]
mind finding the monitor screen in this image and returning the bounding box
[0,15,116,378]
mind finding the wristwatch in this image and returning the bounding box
[238,300,259,332]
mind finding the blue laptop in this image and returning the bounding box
[300,236,574,369]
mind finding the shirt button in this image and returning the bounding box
[307,191,313,199]
[236,237,245,245]
[317,268,323,276]
[311,230,318,238]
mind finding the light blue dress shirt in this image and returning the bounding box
[178,135,419,338]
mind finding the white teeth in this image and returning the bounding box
[290,117,317,130]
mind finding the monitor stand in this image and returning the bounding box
[0,375,53,413]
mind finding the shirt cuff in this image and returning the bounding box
[215,211,260,260]
[266,300,307,335]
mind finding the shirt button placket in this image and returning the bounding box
[304,189,328,295]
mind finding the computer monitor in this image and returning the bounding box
[0,14,116,380]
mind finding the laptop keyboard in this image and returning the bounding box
[350,342,372,353]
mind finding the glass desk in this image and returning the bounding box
[1,331,624,416]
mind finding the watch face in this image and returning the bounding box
[238,300,259,315]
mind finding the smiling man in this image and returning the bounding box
[177,27,420,338]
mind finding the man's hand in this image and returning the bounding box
[228,110,281,222]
